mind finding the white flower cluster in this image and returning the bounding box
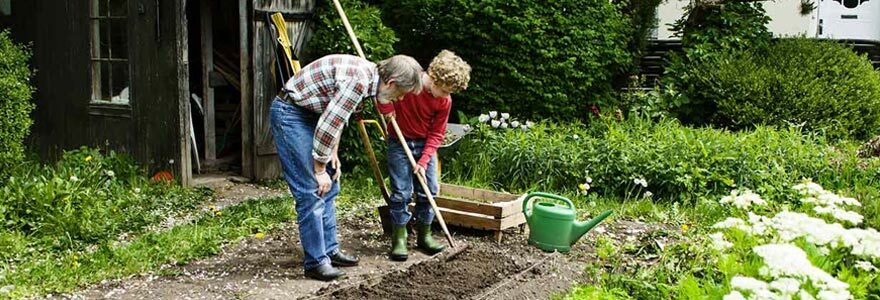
[715,211,880,260]
[478,111,534,131]
[712,184,879,300]
[633,177,648,188]
[720,189,767,210]
[754,244,851,299]
[793,181,862,225]
[710,232,734,250]
[726,276,803,300]
[855,260,878,272]
[724,244,853,300]
[578,177,593,195]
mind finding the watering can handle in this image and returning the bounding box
[522,192,575,218]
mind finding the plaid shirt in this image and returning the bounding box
[282,54,380,164]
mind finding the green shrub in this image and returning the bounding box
[669,1,772,55]
[616,0,664,75]
[383,0,632,121]
[661,1,771,125]
[444,117,879,202]
[304,0,397,62]
[0,30,35,174]
[0,147,209,251]
[665,39,880,140]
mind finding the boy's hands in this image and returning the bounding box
[414,165,426,179]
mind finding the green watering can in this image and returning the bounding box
[522,192,613,252]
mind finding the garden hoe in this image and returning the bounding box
[331,0,470,261]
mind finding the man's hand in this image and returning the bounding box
[414,165,427,180]
[315,171,332,197]
[383,111,395,120]
[331,149,341,181]
[314,160,332,197]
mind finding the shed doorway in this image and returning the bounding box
[187,0,245,180]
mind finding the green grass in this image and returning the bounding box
[0,173,386,298]
[1,196,295,297]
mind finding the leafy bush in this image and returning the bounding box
[383,0,632,121]
[444,117,879,202]
[669,1,772,56]
[661,1,771,124]
[665,39,880,140]
[304,0,397,62]
[616,0,664,74]
[0,147,209,252]
[0,30,35,174]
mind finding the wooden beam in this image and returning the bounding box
[200,0,216,161]
[439,209,500,231]
[498,197,525,218]
[176,0,192,186]
[239,0,253,179]
[433,195,504,218]
[439,183,520,203]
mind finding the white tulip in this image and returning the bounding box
[489,111,498,118]
[491,120,501,128]
[478,114,490,123]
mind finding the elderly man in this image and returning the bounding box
[270,54,423,281]
[378,50,471,261]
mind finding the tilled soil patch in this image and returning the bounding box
[324,244,532,300]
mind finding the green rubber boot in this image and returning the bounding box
[390,224,408,261]
[416,223,446,255]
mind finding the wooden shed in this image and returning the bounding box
[0,0,316,185]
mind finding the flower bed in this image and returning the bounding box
[700,180,878,299]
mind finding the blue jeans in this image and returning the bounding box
[270,97,340,271]
[387,139,438,226]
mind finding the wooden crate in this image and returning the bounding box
[436,183,525,242]
[380,183,524,243]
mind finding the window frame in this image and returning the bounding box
[0,0,11,16]
[89,0,132,110]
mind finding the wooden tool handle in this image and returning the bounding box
[389,118,457,248]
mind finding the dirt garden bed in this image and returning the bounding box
[324,247,524,299]
[71,181,679,300]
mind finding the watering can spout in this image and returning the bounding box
[570,210,613,244]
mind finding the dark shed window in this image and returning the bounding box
[1,0,10,16]
[90,0,130,105]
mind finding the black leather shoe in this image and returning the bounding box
[304,264,346,281]
[330,251,359,267]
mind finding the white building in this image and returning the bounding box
[655,0,880,41]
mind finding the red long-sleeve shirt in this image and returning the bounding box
[378,87,451,168]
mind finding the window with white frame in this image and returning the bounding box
[90,0,130,105]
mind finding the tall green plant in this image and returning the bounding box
[0,30,35,175]
[444,117,879,203]
[662,1,771,124]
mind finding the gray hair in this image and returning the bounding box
[377,55,423,93]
